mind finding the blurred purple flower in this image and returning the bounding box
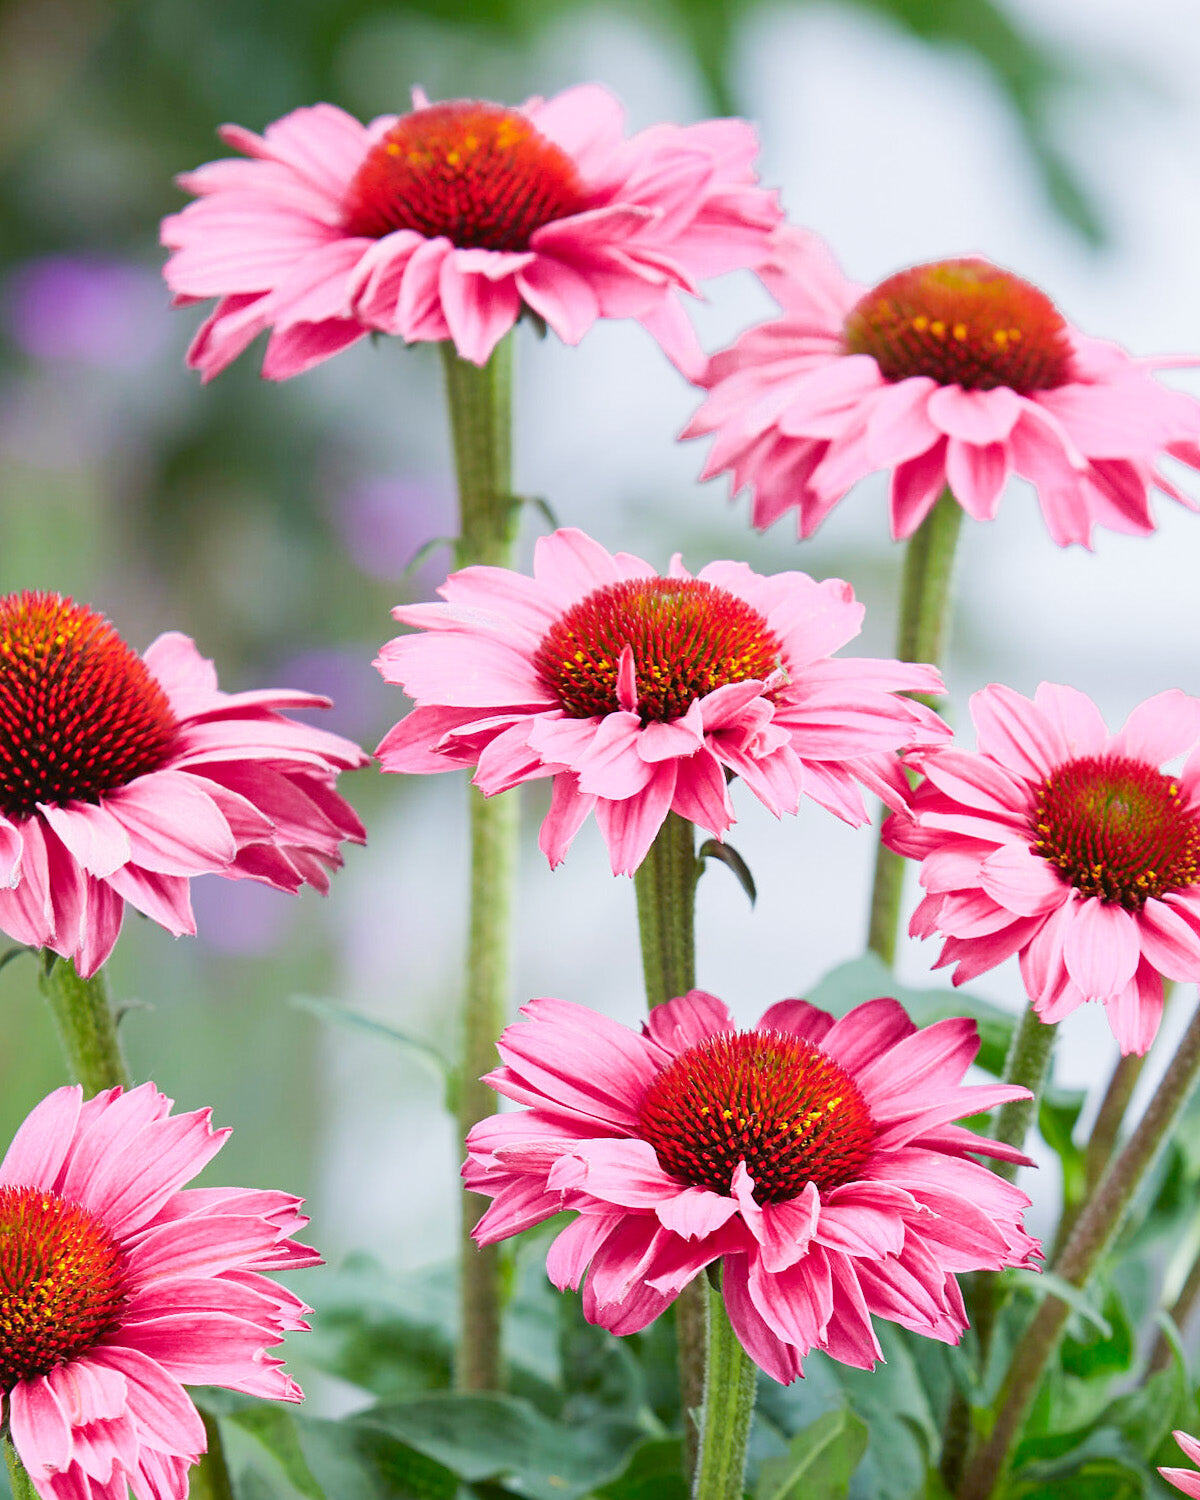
[4,255,171,369]
[190,874,297,957]
[274,646,387,742]
[331,475,451,583]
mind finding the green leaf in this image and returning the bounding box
[196,1394,462,1500]
[594,1439,688,1500]
[698,839,757,906]
[1007,1270,1113,1340]
[755,1408,868,1500]
[290,996,458,1112]
[362,1393,643,1500]
[1060,1286,1133,1381]
[301,1254,454,1399]
[806,954,1014,1075]
[1038,1086,1088,1213]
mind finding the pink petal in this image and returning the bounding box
[1061,898,1140,1000]
[643,990,735,1053]
[926,384,1022,444]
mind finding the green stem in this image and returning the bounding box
[440,338,520,1395]
[991,1008,1058,1182]
[634,811,698,1008]
[943,1010,1057,1489]
[957,998,1200,1500]
[3,1438,38,1500]
[866,489,964,965]
[38,953,130,1095]
[692,1269,757,1500]
[634,813,705,1476]
[1052,1049,1145,1260]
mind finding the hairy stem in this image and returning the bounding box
[957,998,1200,1500]
[441,337,521,1394]
[38,953,130,1095]
[991,1008,1058,1182]
[691,1270,757,1500]
[866,488,963,965]
[635,812,705,1476]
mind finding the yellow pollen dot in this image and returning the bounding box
[911,315,929,332]
[446,150,460,166]
[993,329,1009,346]
[930,320,946,338]
[953,323,968,340]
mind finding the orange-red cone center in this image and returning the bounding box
[1032,754,1200,909]
[533,578,783,724]
[637,1030,875,1203]
[342,100,588,249]
[0,592,177,820]
[842,258,1073,393]
[0,1185,126,1387]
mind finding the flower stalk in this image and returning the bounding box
[635,811,706,1476]
[691,1268,757,1500]
[991,1008,1058,1181]
[866,488,963,964]
[957,996,1200,1500]
[440,337,521,1394]
[38,953,130,1096]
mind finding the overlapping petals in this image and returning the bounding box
[0,632,367,976]
[684,227,1200,546]
[161,85,781,378]
[0,1084,320,1500]
[374,527,948,875]
[885,683,1200,1054]
[465,990,1038,1383]
[1162,1430,1200,1497]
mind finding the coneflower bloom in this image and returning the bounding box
[684,227,1200,546]
[1162,1431,1200,1496]
[465,989,1038,1383]
[0,592,367,976]
[161,84,782,378]
[886,682,1200,1054]
[375,527,948,875]
[0,1082,319,1500]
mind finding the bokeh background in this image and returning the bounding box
[3,0,1200,1389]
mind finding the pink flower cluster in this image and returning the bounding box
[376,528,947,874]
[162,84,781,377]
[466,989,1038,1383]
[0,593,367,977]
[684,227,1200,547]
[0,1084,318,1500]
[887,683,1200,1054]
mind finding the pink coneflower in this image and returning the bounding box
[684,227,1200,546]
[0,1082,319,1500]
[465,989,1038,1382]
[885,682,1200,1055]
[161,85,782,379]
[375,527,948,875]
[0,591,367,976]
[1162,1431,1200,1495]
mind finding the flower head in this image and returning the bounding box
[161,85,782,378]
[0,591,368,976]
[0,1082,319,1500]
[374,527,948,875]
[885,682,1200,1054]
[684,227,1200,546]
[465,990,1038,1383]
[1162,1430,1200,1496]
